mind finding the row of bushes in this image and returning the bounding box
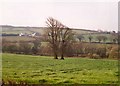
[2,40,119,59]
[2,33,19,36]
[2,39,52,56]
[65,43,119,59]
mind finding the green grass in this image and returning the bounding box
[2,53,118,84]
[2,27,44,34]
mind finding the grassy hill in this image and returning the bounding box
[1,25,97,34]
[1,25,117,43]
[2,53,118,84]
[1,25,45,34]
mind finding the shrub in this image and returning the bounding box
[96,47,107,58]
[108,46,119,59]
[18,43,32,54]
[87,53,93,58]
[2,43,18,53]
[65,43,75,57]
[7,44,18,53]
[40,45,52,56]
[32,39,41,54]
[92,54,100,59]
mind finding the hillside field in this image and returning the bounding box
[2,53,118,84]
[1,25,117,43]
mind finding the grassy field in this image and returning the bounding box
[2,26,45,34]
[2,53,118,84]
[2,34,114,43]
[2,25,115,43]
[1,26,94,34]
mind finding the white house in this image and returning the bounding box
[31,33,36,37]
[19,33,24,36]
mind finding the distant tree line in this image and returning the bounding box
[76,34,118,44]
[2,33,19,36]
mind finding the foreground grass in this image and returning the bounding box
[2,53,118,84]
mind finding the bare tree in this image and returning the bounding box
[111,33,118,44]
[88,35,93,43]
[59,27,74,59]
[102,36,107,43]
[32,38,41,54]
[96,36,103,43]
[45,17,73,59]
[77,35,84,42]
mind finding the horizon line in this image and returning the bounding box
[0,24,118,32]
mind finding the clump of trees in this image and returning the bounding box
[32,39,41,54]
[45,17,74,59]
[96,36,103,43]
[88,35,93,43]
[77,35,84,42]
[19,42,32,54]
[2,39,41,55]
[96,36,108,43]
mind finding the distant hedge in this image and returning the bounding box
[2,33,19,36]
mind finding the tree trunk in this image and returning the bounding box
[60,45,64,60]
[53,48,58,59]
[61,54,64,60]
[54,54,58,59]
[52,44,58,59]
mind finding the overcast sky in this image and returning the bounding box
[0,0,118,31]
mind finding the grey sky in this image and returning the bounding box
[0,0,118,31]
